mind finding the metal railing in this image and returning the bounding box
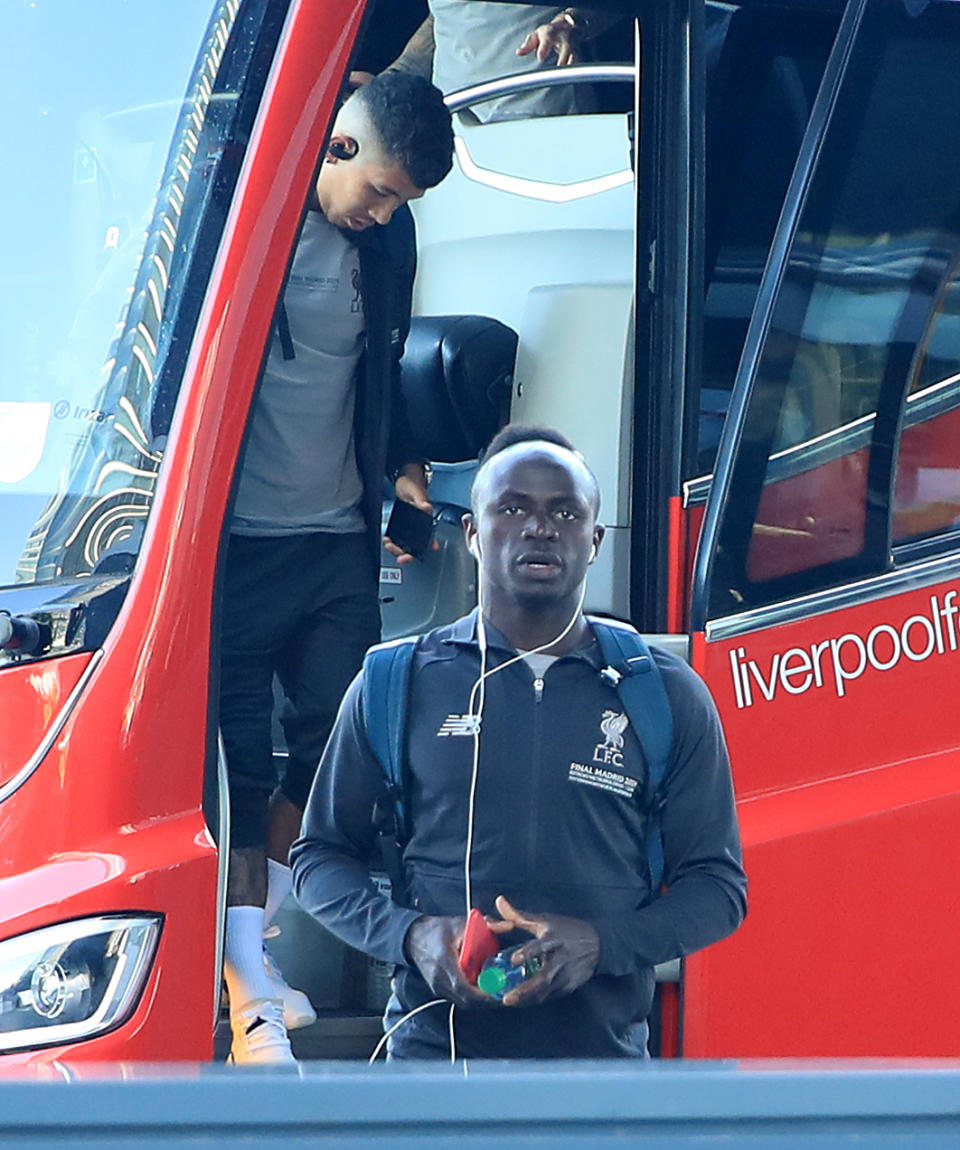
[2,1061,960,1147]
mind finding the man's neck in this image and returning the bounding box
[480,601,591,657]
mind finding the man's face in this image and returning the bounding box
[468,447,602,610]
[315,146,424,233]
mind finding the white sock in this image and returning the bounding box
[264,858,293,929]
[224,905,275,1013]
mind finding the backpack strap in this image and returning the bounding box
[587,617,674,894]
[361,636,419,902]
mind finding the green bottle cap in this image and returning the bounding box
[477,964,508,996]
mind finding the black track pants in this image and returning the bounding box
[218,531,380,848]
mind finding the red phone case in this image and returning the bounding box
[458,908,499,984]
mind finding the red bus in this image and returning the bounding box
[2,0,959,1064]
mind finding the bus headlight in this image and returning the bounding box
[0,915,162,1052]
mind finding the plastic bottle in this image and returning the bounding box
[476,948,541,999]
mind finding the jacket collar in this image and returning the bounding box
[430,608,603,669]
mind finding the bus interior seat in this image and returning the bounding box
[376,314,518,643]
[398,314,517,464]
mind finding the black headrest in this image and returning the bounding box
[400,315,517,462]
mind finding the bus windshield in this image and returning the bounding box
[0,1,237,588]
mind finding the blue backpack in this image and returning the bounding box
[362,616,674,903]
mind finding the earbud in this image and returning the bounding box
[588,544,598,564]
[469,537,481,560]
[328,140,354,160]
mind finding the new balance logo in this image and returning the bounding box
[436,714,481,737]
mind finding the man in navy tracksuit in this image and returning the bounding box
[292,426,746,1059]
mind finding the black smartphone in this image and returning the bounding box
[386,499,434,559]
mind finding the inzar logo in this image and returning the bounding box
[729,589,960,707]
[593,710,629,767]
[437,714,481,736]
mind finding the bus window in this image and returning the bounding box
[706,0,960,618]
[694,2,839,475]
[892,266,960,547]
[1,1,282,624]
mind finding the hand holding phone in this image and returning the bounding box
[385,498,434,561]
[458,908,500,985]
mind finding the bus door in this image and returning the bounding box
[684,0,960,1057]
[274,4,645,1055]
[383,22,640,642]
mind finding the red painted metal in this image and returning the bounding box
[665,494,685,633]
[680,498,706,625]
[0,654,91,793]
[658,982,681,1059]
[685,576,960,1056]
[0,0,366,1064]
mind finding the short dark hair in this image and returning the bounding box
[480,424,578,464]
[472,424,601,513]
[355,71,454,190]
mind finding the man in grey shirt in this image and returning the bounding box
[219,72,453,1065]
[232,210,367,538]
[386,4,619,123]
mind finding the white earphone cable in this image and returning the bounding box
[463,546,589,917]
[367,997,447,1063]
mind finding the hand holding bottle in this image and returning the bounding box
[488,895,600,1006]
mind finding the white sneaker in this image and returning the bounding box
[263,944,317,1031]
[229,997,297,1065]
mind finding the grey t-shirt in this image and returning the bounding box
[430,1,597,123]
[232,211,366,536]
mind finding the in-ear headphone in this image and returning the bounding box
[328,140,354,160]
[469,536,481,560]
[589,543,598,563]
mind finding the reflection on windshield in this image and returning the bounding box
[0,1,235,587]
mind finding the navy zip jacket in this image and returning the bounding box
[292,612,747,1059]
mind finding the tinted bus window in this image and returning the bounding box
[694,1,839,474]
[1,0,281,590]
[707,0,960,618]
[892,268,960,548]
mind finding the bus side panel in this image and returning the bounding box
[685,578,960,1056]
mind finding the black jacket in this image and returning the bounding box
[292,612,747,1059]
[353,205,420,571]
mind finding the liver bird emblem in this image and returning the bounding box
[600,710,629,750]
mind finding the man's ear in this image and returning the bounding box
[327,133,358,161]
[462,513,480,561]
[589,523,605,563]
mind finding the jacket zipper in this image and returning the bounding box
[527,674,545,880]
